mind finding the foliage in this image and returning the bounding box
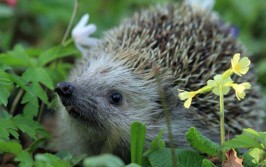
[0,41,77,166]
[83,154,125,167]
[130,122,146,166]
[0,0,265,166]
[186,127,220,156]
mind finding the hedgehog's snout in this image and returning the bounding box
[55,82,75,97]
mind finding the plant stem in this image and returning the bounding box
[154,68,177,167]
[219,85,225,145]
[38,87,47,122]
[10,88,24,115]
[219,84,225,163]
[61,0,79,45]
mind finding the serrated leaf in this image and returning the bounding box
[22,67,54,90]
[12,116,37,139]
[0,70,12,106]
[223,128,265,150]
[12,115,50,140]
[131,121,146,165]
[0,126,9,139]
[0,45,32,67]
[0,140,22,155]
[21,82,48,105]
[38,45,78,66]
[0,118,18,139]
[32,82,49,104]
[83,154,125,167]
[8,129,19,139]
[22,96,39,118]
[15,151,34,167]
[186,127,220,156]
[149,148,204,167]
[0,85,10,106]
[243,148,266,167]
[8,73,32,93]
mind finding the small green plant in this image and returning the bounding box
[0,0,265,166]
[179,53,251,146]
[0,42,78,166]
[130,122,146,166]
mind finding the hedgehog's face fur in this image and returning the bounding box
[56,51,172,137]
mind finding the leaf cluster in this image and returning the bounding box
[0,42,78,166]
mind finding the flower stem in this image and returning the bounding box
[154,67,177,167]
[219,84,225,145]
[61,0,79,45]
[10,88,24,115]
[219,84,225,162]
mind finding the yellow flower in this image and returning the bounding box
[231,53,251,76]
[231,82,251,100]
[207,74,233,96]
[178,91,197,108]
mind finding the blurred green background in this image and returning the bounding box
[0,0,266,107]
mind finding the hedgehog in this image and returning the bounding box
[54,2,264,162]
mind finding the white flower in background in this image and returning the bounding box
[185,0,215,10]
[72,14,99,56]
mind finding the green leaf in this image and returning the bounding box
[22,67,54,90]
[201,159,216,167]
[47,63,73,84]
[223,128,265,150]
[32,82,49,104]
[83,154,125,167]
[186,127,220,156]
[22,95,39,118]
[38,45,78,66]
[0,126,9,139]
[15,151,34,167]
[243,148,266,167]
[27,138,47,153]
[126,163,142,167]
[12,115,50,140]
[148,148,204,167]
[69,154,87,166]
[8,73,32,93]
[21,82,48,105]
[34,153,72,167]
[0,45,32,67]
[0,140,22,155]
[131,121,146,165]
[0,70,12,106]
[0,118,18,140]
[144,130,165,156]
[0,64,12,71]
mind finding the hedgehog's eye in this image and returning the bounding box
[109,91,122,105]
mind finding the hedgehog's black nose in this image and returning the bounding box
[55,82,75,97]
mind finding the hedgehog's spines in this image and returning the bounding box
[97,3,263,133]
